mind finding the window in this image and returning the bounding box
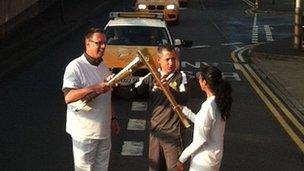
[105,26,170,46]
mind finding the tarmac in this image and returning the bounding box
[0,1,303,116]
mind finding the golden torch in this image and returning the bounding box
[73,56,143,112]
[137,49,190,128]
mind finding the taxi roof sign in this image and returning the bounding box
[109,12,164,20]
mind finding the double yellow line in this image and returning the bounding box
[231,45,304,153]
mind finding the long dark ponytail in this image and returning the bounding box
[199,66,232,121]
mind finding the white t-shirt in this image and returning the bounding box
[62,54,112,140]
[179,96,226,171]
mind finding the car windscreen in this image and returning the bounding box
[105,26,170,46]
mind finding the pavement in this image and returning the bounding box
[253,0,295,13]
[250,38,304,115]
[249,0,304,116]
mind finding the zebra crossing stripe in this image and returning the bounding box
[121,141,144,156]
[127,119,146,130]
[131,101,148,111]
[252,26,259,44]
[264,25,274,41]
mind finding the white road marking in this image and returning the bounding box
[251,13,258,44]
[191,45,210,49]
[237,55,245,62]
[131,101,148,111]
[223,72,242,81]
[121,141,144,156]
[221,42,243,46]
[127,119,146,131]
[252,26,259,43]
[181,61,218,69]
[264,25,274,41]
[242,0,255,7]
[184,71,242,81]
[253,13,257,26]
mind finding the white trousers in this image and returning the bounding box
[72,138,111,171]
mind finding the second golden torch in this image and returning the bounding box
[73,49,190,128]
[137,49,190,128]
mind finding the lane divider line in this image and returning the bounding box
[251,14,259,44]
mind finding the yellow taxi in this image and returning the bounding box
[103,12,191,86]
[135,0,180,24]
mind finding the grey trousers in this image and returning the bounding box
[148,134,183,171]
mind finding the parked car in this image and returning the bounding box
[135,0,180,24]
[103,12,191,86]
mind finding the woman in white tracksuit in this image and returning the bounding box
[176,66,232,171]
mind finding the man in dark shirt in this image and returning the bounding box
[134,44,189,171]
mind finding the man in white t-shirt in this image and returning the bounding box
[62,27,120,171]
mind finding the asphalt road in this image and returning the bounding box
[1,0,303,170]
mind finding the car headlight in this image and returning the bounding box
[138,4,147,9]
[166,4,176,10]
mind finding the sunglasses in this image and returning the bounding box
[89,39,106,46]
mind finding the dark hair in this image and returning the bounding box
[157,44,175,54]
[84,27,105,50]
[85,27,104,40]
[199,66,232,120]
